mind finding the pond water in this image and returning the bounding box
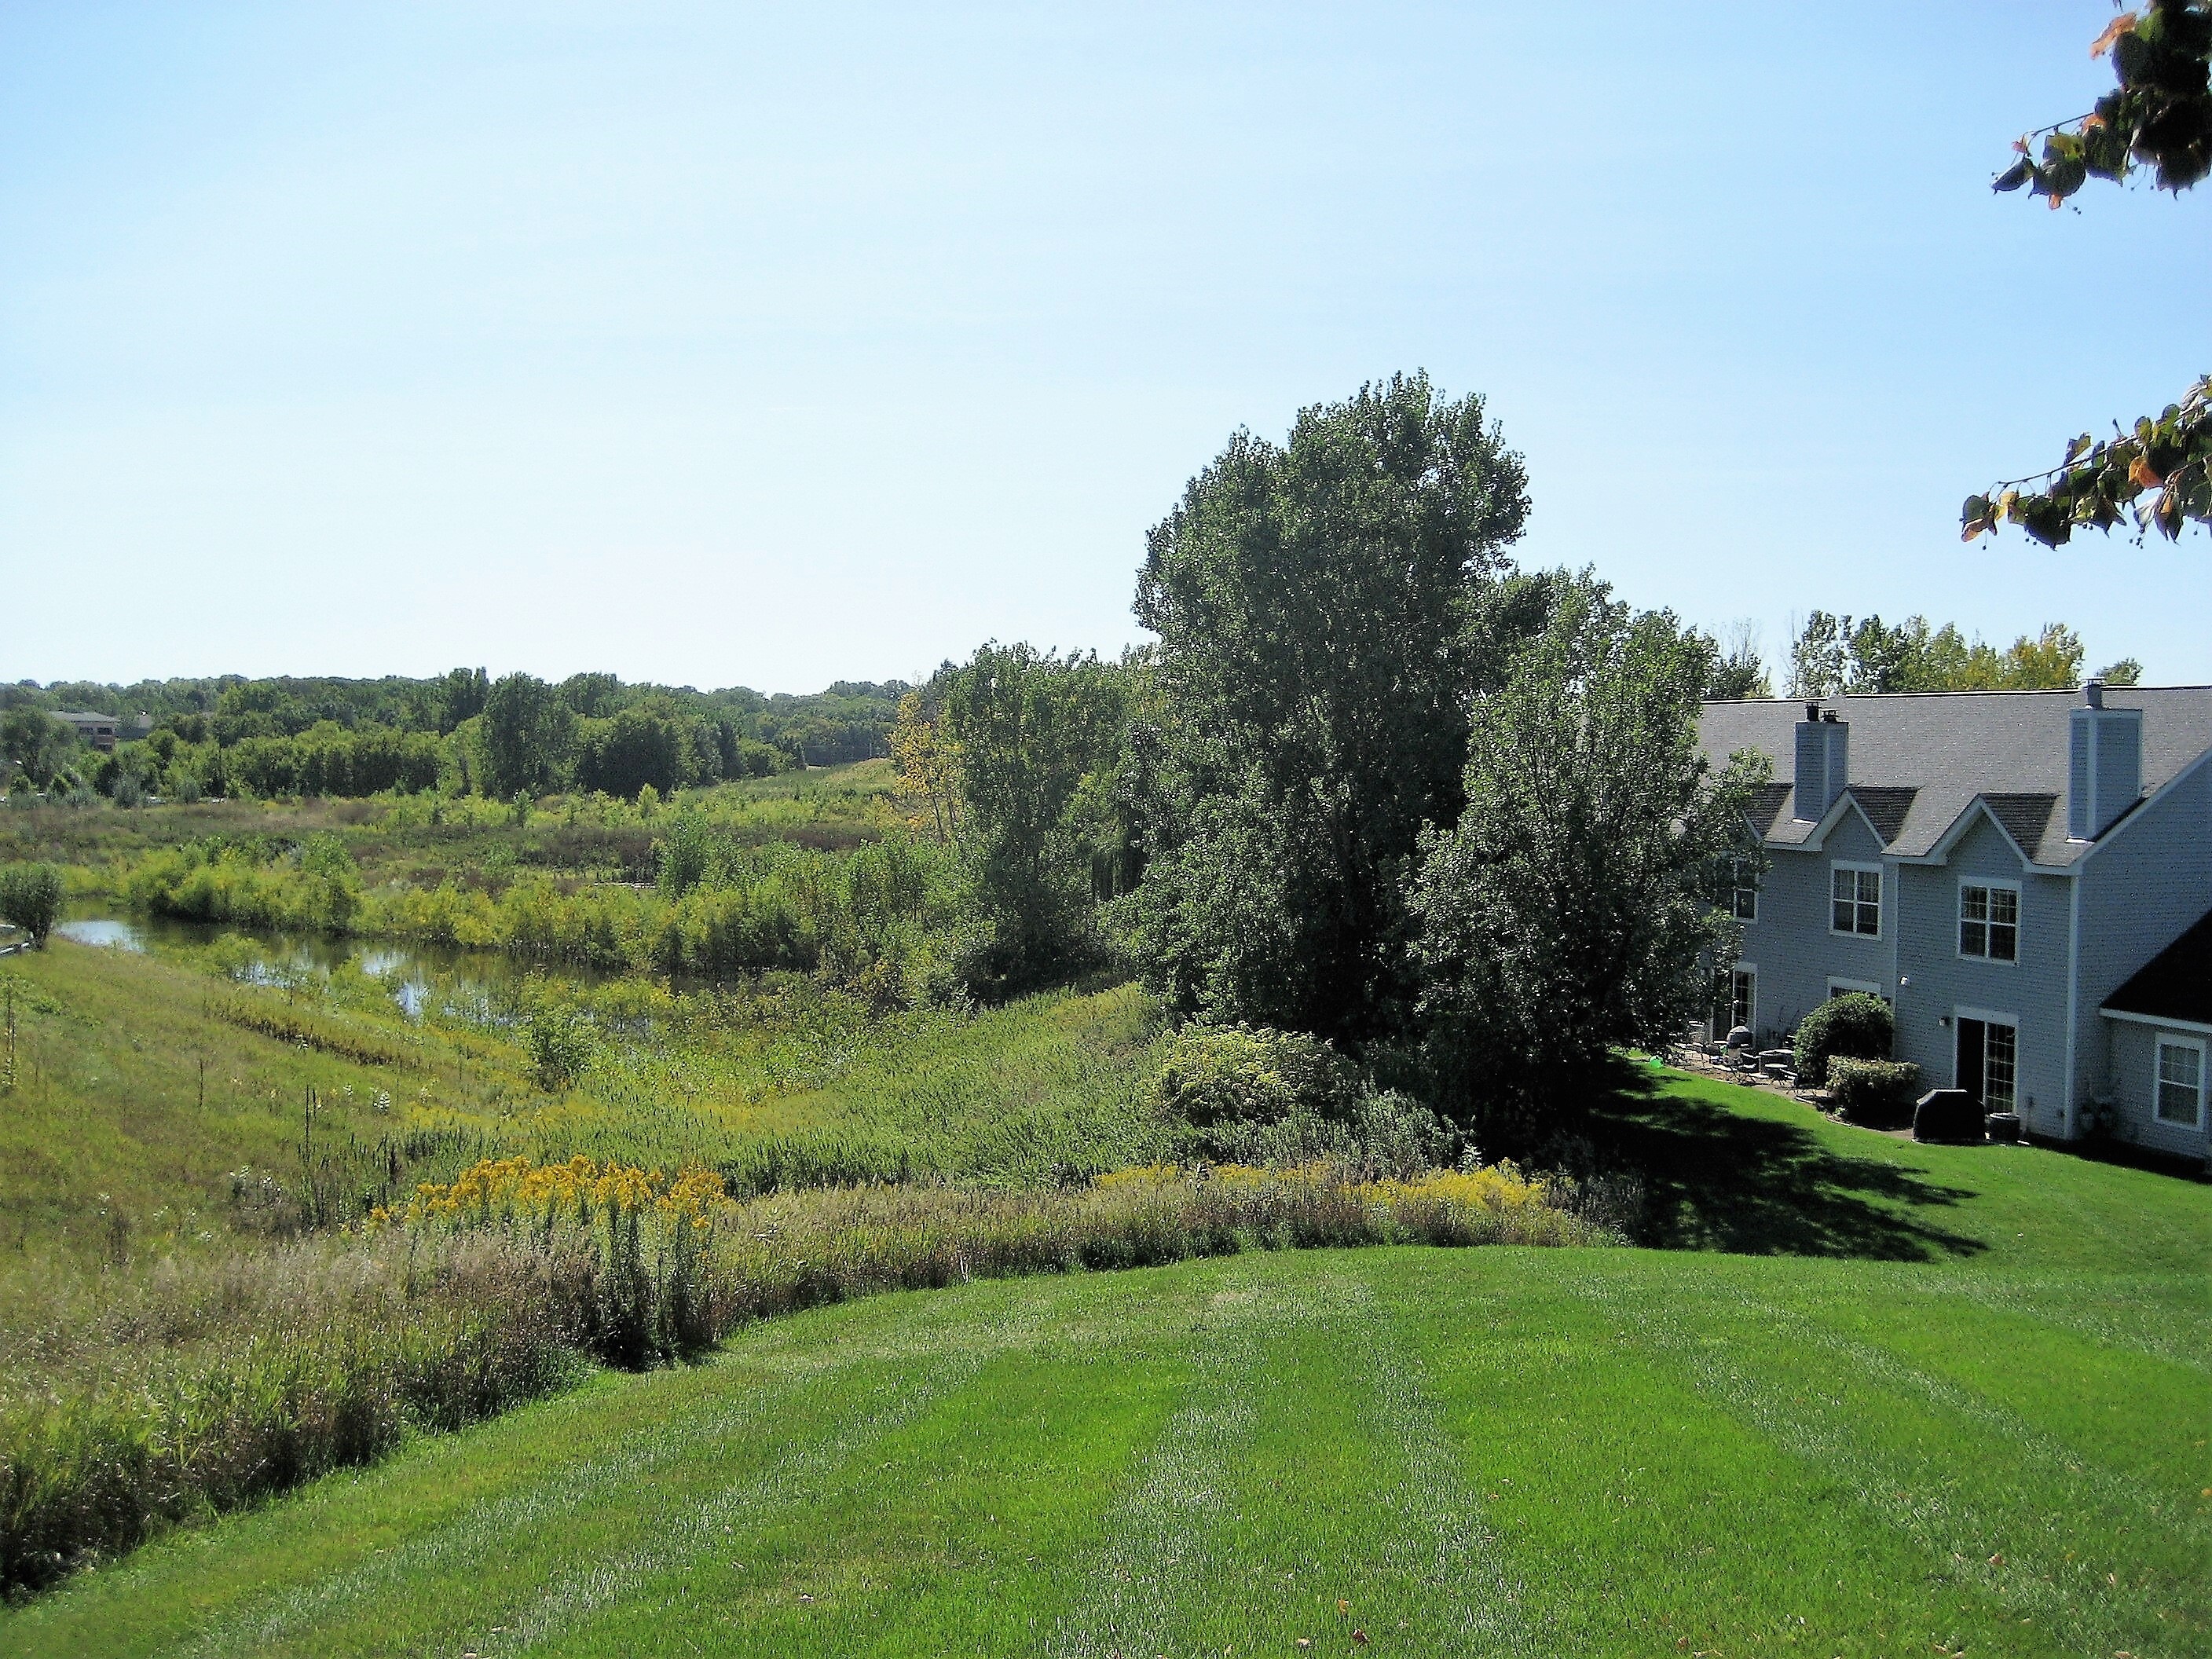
[54,910,604,1020]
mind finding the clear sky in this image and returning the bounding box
[2,2,2206,694]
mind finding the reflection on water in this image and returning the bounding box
[54,917,145,952]
[55,910,602,1022]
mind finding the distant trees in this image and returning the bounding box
[1410,579,1768,1133]
[436,667,490,733]
[1701,621,1773,699]
[0,671,891,804]
[478,674,577,799]
[0,708,73,787]
[215,723,444,798]
[1785,612,2135,697]
[1127,372,1531,1043]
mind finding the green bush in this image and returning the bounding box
[522,1004,598,1090]
[0,862,64,946]
[1793,992,1893,1086]
[1156,1024,1355,1133]
[1826,1057,1921,1125]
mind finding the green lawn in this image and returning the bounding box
[6,1076,2205,1657]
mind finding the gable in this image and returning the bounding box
[1938,804,2029,877]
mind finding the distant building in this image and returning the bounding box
[1699,682,2212,1161]
[53,712,122,752]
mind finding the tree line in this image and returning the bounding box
[0,673,912,804]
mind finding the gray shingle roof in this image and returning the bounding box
[1699,687,2212,866]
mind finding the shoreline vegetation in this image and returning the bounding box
[1,1152,1606,1598]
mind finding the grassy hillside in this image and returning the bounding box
[0,937,1165,1258]
[7,1075,2205,1657]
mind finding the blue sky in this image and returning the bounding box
[2,2,2205,692]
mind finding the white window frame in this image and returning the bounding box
[1828,976,1887,1002]
[1730,859,1758,923]
[1954,1006,2020,1113]
[1829,862,1882,939]
[1723,963,1756,1035]
[2154,1034,2207,1130]
[1957,878,2021,966]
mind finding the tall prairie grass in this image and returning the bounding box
[2,1153,1609,1598]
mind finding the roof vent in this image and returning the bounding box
[2082,678,2105,709]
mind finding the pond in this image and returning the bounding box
[53,910,608,1020]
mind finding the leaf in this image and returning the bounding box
[2128,453,2163,489]
[2089,12,2137,57]
[2064,433,2093,463]
[1993,158,2034,192]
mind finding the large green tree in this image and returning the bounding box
[1128,373,1530,1042]
[1411,577,1768,1146]
[1965,2,2210,547]
[940,643,1131,997]
[479,672,575,799]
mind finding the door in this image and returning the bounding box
[1956,1019,1987,1104]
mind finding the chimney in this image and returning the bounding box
[2068,683,2141,839]
[1793,704,1849,822]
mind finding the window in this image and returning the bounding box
[1830,864,1881,937]
[1957,1014,2018,1112]
[1730,860,1758,922]
[1730,967,1756,1034]
[2156,1038,2205,1129]
[1983,1021,2016,1111]
[1959,882,2020,963]
[1828,977,1888,1003]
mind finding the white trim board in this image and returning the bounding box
[1955,875,2022,967]
[1829,861,1884,939]
[2101,1007,2212,1038]
[1954,1005,2020,1027]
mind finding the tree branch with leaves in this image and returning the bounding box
[1965,2,2210,548]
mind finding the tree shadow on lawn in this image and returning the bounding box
[1587,1067,1987,1262]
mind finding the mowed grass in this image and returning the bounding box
[7,1076,2206,1657]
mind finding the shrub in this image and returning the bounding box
[1348,1089,1458,1179]
[1793,992,1893,1086]
[521,1005,597,1091]
[0,862,64,946]
[1826,1057,1921,1125]
[1155,1024,1355,1134]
